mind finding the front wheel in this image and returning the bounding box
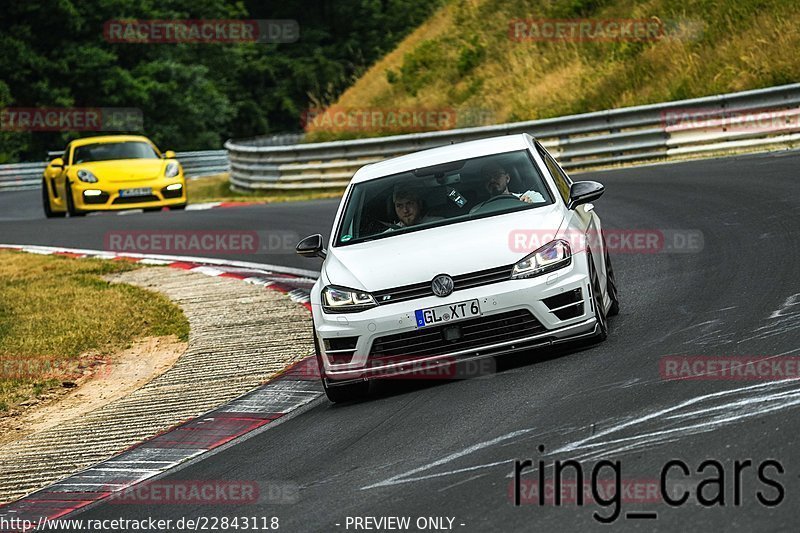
[604,246,620,316]
[588,252,608,342]
[65,181,85,217]
[42,179,65,218]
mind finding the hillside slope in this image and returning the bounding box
[318,0,799,137]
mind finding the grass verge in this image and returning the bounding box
[187,173,344,204]
[0,251,189,414]
[320,0,800,138]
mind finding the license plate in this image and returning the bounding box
[119,187,152,197]
[415,299,481,329]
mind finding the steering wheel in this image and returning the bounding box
[472,194,522,213]
[376,220,403,231]
[483,194,521,206]
[364,218,403,235]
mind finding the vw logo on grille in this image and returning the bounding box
[431,274,454,297]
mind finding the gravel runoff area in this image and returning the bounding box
[0,267,314,504]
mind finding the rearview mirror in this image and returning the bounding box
[567,181,604,210]
[413,160,466,178]
[49,157,64,169]
[163,150,176,159]
[296,234,326,259]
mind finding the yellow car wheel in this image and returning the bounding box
[41,179,65,219]
[65,181,86,217]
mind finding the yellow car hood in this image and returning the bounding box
[78,159,168,183]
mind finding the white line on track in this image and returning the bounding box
[361,428,536,490]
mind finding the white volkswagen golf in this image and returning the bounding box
[297,134,619,402]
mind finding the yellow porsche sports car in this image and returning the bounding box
[42,135,187,217]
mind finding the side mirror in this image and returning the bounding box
[49,157,64,169]
[567,181,604,210]
[296,234,326,259]
[163,150,176,159]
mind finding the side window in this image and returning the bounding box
[536,143,571,204]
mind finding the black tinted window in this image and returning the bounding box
[336,150,553,246]
[73,141,159,164]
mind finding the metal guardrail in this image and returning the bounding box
[175,150,230,177]
[225,83,800,191]
[0,150,229,191]
[0,162,48,191]
[7,85,798,193]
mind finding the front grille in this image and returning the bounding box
[83,192,110,205]
[373,264,514,305]
[161,186,183,199]
[113,195,159,204]
[369,309,545,361]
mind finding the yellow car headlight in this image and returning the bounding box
[77,169,98,183]
[165,162,180,178]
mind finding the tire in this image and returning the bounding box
[65,181,85,217]
[143,207,163,212]
[169,204,187,211]
[588,252,608,342]
[42,179,65,218]
[313,322,369,403]
[604,245,620,316]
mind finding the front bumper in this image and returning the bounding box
[72,178,186,211]
[313,255,596,384]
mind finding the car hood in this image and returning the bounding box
[323,204,566,291]
[75,159,167,182]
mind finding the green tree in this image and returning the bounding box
[0,0,442,162]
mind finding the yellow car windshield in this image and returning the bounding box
[73,142,159,164]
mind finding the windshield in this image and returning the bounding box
[335,149,553,246]
[72,141,159,164]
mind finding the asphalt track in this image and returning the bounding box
[2,150,800,531]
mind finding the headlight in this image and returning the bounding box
[322,286,377,313]
[76,169,98,183]
[165,162,180,178]
[511,239,572,279]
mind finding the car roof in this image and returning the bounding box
[350,133,534,184]
[69,135,155,148]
